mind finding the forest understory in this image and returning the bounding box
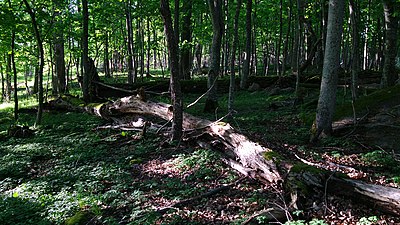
[1,75,400,224]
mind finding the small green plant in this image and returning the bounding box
[357,216,378,225]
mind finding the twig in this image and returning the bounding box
[186,76,218,108]
[323,172,335,215]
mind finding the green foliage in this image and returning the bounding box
[357,216,379,225]
[285,219,328,225]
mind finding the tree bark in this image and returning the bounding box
[54,0,66,95]
[5,53,11,102]
[240,0,252,89]
[82,0,90,102]
[11,30,18,120]
[204,0,224,113]
[381,0,399,87]
[23,0,44,126]
[312,0,345,141]
[104,31,111,78]
[349,0,360,100]
[228,0,242,112]
[180,0,192,80]
[160,0,183,141]
[126,0,135,84]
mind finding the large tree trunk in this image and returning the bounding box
[228,0,242,112]
[312,0,345,141]
[126,0,135,85]
[381,0,399,87]
[240,0,252,89]
[160,0,183,141]
[54,0,66,95]
[180,0,192,80]
[204,0,224,113]
[82,0,90,102]
[23,0,44,126]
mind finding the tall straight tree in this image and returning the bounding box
[54,0,66,94]
[240,0,252,89]
[160,0,183,141]
[228,0,242,112]
[125,0,135,84]
[349,0,360,99]
[204,0,223,113]
[312,0,345,141]
[23,0,44,126]
[82,0,90,102]
[381,0,398,87]
[11,30,18,120]
[180,0,192,80]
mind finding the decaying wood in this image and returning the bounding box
[48,95,400,217]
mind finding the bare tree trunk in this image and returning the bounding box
[240,0,252,89]
[381,0,399,87]
[181,0,193,80]
[228,0,242,112]
[54,0,66,94]
[104,31,111,78]
[349,0,360,100]
[0,60,4,102]
[11,30,18,120]
[82,0,90,102]
[312,0,345,141]
[6,53,11,102]
[23,0,44,126]
[204,0,224,113]
[160,0,183,140]
[126,0,135,84]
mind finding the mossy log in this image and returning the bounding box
[48,95,400,218]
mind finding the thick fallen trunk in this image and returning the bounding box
[96,95,282,183]
[48,95,400,217]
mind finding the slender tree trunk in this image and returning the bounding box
[146,18,151,77]
[240,0,252,89]
[0,61,4,102]
[11,30,18,120]
[181,0,193,80]
[104,31,111,77]
[160,0,183,141]
[228,0,242,112]
[381,0,399,87]
[6,53,11,102]
[204,0,224,113]
[23,0,44,126]
[126,0,135,84]
[54,0,66,94]
[82,0,90,102]
[312,0,345,141]
[281,0,292,77]
[349,0,360,100]
[277,0,283,77]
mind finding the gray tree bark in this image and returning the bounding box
[312,0,345,141]
[126,0,135,84]
[160,0,183,140]
[23,0,44,126]
[381,0,399,87]
[82,0,90,102]
[204,0,224,113]
[240,0,252,89]
[228,0,242,112]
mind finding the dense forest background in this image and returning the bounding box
[0,0,400,224]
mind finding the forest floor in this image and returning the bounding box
[0,78,400,224]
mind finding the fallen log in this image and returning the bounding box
[47,95,400,218]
